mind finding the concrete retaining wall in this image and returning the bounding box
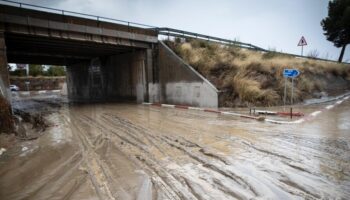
[158,41,219,107]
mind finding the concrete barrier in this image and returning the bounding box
[158,41,219,107]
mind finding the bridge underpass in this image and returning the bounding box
[0,2,220,108]
[0,3,158,103]
[5,32,154,103]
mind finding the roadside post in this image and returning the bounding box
[283,78,287,110]
[291,77,294,105]
[25,81,30,91]
[297,36,307,56]
[283,69,300,116]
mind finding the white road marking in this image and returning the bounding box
[221,111,241,117]
[325,105,334,110]
[310,111,322,117]
[188,107,204,111]
[161,104,175,108]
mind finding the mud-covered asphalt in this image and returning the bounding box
[0,94,349,200]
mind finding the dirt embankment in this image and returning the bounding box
[0,96,14,133]
[0,95,63,151]
[10,76,66,91]
[164,40,350,107]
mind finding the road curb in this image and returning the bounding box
[143,94,350,125]
[15,90,61,95]
[142,102,264,123]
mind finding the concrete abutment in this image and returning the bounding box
[157,41,219,107]
[0,24,10,102]
[61,41,221,108]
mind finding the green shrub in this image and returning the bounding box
[45,66,66,76]
[10,69,26,76]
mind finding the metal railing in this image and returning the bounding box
[156,27,348,64]
[0,0,347,64]
[0,0,157,29]
[156,27,267,51]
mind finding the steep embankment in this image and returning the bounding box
[164,40,350,107]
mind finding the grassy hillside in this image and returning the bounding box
[164,39,350,107]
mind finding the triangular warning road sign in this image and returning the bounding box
[298,36,307,46]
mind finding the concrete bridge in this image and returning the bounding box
[0,2,219,107]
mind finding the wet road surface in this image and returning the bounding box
[0,96,349,199]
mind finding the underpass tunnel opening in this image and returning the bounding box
[67,50,148,103]
[4,33,152,103]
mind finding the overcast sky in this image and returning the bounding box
[9,0,350,62]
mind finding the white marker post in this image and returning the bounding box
[291,78,294,105]
[298,36,307,56]
[283,78,287,110]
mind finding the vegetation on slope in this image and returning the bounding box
[164,39,350,107]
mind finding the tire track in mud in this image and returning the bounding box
[217,134,349,199]
[234,137,322,198]
[158,136,258,197]
[75,113,190,200]
[247,135,350,182]
[102,113,172,155]
[61,111,116,200]
[99,113,260,199]
[13,152,84,200]
[61,107,350,199]
[77,112,263,199]
[98,118,203,200]
[102,112,231,168]
[269,136,350,179]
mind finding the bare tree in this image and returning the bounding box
[307,49,320,58]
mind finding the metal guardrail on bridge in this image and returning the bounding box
[0,0,157,29]
[156,27,267,51]
[0,0,348,64]
[155,28,350,64]
[156,27,349,64]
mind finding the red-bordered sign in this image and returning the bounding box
[298,36,307,46]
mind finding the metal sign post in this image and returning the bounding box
[283,78,286,110]
[301,46,303,57]
[291,78,294,105]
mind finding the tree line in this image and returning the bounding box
[9,65,66,77]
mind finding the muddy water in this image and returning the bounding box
[0,99,349,200]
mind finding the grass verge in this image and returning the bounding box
[164,39,350,107]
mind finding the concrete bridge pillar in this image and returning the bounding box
[0,24,10,102]
[146,48,160,103]
[66,61,91,102]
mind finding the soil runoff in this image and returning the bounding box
[0,96,349,199]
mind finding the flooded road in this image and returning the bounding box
[0,95,349,199]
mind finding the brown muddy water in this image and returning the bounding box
[0,95,349,199]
